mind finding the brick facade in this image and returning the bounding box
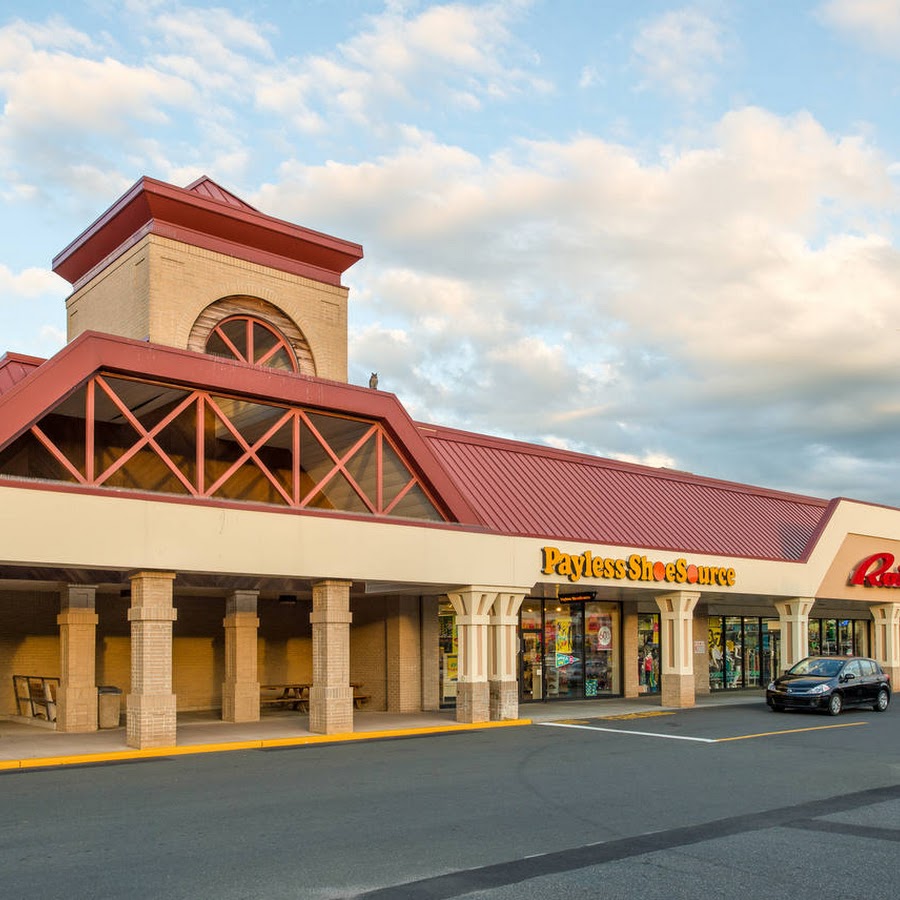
[66,234,350,382]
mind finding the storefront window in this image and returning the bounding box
[709,616,779,690]
[520,599,543,702]
[545,604,584,699]
[724,617,743,688]
[808,619,821,655]
[520,597,621,702]
[761,620,780,684]
[807,618,869,657]
[839,620,854,656]
[744,619,760,686]
[638,614,660,694]
[585,602,620,696]
[708,618,724,691]
[438,600,457,708]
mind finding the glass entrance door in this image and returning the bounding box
[638,613,661,694]
[520,598,543,702]
[544,605,584,699]
[521,631,543,701]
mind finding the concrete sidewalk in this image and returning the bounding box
[0,691,765,770]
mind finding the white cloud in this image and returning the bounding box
[266,106,900,497]
[820,0,900,57]
[0,17,197,195]
[254,2,550,131]
[0,264,65,297]
[631,7,726,101]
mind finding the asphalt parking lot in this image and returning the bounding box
[2,699,899,899]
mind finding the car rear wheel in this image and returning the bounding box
[873,688,890,712]
[827,692,843,716]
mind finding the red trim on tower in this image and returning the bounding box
[51,176,364,290]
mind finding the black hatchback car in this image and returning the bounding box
[766,655,891,715]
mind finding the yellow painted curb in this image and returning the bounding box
[0,718,533,771]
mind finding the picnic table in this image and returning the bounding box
[260,683,371,711]
[260,683,310,711]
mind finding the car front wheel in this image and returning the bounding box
[827,692,843,716]
[873,688,890,712]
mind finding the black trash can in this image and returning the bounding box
[97,686,122,729]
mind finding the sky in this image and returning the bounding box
[2,0,900,506]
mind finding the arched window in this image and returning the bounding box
[205,315,298,372]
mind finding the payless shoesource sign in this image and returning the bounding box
[541,547,736,587]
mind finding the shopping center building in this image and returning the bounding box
[2,175,900,748]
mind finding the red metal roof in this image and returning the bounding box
[52,176,364,290]
[0,336,842,562]
[421,424,830,561]
[184,176,259,212]
[0,352,44,396]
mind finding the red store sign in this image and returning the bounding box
[850,552,900,588]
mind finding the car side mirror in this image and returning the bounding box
[842,672,855,682]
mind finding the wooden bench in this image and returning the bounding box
[12,675,59,722]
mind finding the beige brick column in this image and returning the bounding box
[126,571,178,749]
[309,580,353,734]
[488,590,527,720]
[447,588,493,723]
[222,590,260,723]
[655,591,700,708]
[774,598,814,670]
[56,584,99,733]
[621,601,640,698]
[386,596,422,713]
[870,602,900,687]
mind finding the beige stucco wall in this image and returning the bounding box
[0,484,799,598]
[7,489,900,614]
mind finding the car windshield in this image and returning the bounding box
[790,658,844,677]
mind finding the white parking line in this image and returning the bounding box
[539,721,717,743]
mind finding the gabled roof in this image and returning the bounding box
[421,423,831,561]
[0,352,44,397]
[0,332,480,526]
[184,176,260,212]
[52,176,364,291]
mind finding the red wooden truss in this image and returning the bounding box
[0,372,446,521]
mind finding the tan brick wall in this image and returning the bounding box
[0,591,60,715]
[258,598,313,685]
[66,242,151,342]
[66,235,350,382]
[350,597,387,710]
[172,597,225,711]
[385,596,422,712]
[96,594,130,711]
